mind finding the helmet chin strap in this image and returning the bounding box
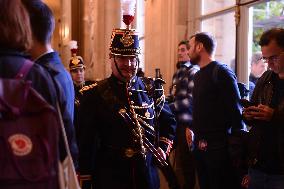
[113,56,140,82]
[114,56,126,81]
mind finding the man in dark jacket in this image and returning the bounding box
[78,28,177,189]
[188,32,245,189]
[243,28,284,189]
[22,0,78,167]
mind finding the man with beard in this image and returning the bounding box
[78,28,177,189]
[170,40,199,189]
[188,32,244,189]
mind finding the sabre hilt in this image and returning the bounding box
[119,109,168,167]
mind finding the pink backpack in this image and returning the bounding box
[0,60,59,189]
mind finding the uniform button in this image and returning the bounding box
[132,79,136,83]
[129,92,132,96]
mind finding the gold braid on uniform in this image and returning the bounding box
[136,117,155,131]
[79,83,97,94]
[159,137,173,155]
[75,98,80,107]
[154,86,165,117]
[130,102,154,109]
[136,113,155,120]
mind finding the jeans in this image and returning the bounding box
[248,168,284,189]
[194,147,240,189]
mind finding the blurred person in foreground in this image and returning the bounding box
[22,0,78,168]
[0,0,56,112]
[0,0,59,188]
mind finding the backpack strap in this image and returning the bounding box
[15,59,34,79]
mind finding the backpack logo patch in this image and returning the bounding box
[8,134,33,156]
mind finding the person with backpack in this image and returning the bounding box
[0,0,60,188]
[21,0,78,168]
[188,32,245,189]
[0,1,56,111]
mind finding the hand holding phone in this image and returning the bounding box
[240,99,254,108]
[241,99,259,121]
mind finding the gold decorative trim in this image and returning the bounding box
[130,102,154,109]
[79,83,97,94]
[160,137,173,155]
[136,117,155,131]
[120,31,134,47]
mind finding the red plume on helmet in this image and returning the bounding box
[109,0,140,57]
[69,40,85,71]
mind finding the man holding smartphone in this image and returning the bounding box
[242,28,284,189]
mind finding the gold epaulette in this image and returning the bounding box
[79,83,97,94]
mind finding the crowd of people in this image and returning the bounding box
[1,0,284,189]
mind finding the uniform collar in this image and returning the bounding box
[33,49,54,63]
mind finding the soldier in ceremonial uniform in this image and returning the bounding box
[69,40,97,140]
[78,26,177,188]
[68,41,96,189]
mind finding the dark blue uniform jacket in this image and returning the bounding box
[78,75,176,189]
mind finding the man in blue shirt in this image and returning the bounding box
[22,0,78,168]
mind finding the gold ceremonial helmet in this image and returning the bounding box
[109,28,140,57]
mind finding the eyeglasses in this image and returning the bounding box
[261,52,284,64]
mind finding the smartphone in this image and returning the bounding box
[240,99,254,108]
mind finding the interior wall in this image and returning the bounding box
[79,0,121,81]
[44,0,71,68]
[145,0,190,95]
